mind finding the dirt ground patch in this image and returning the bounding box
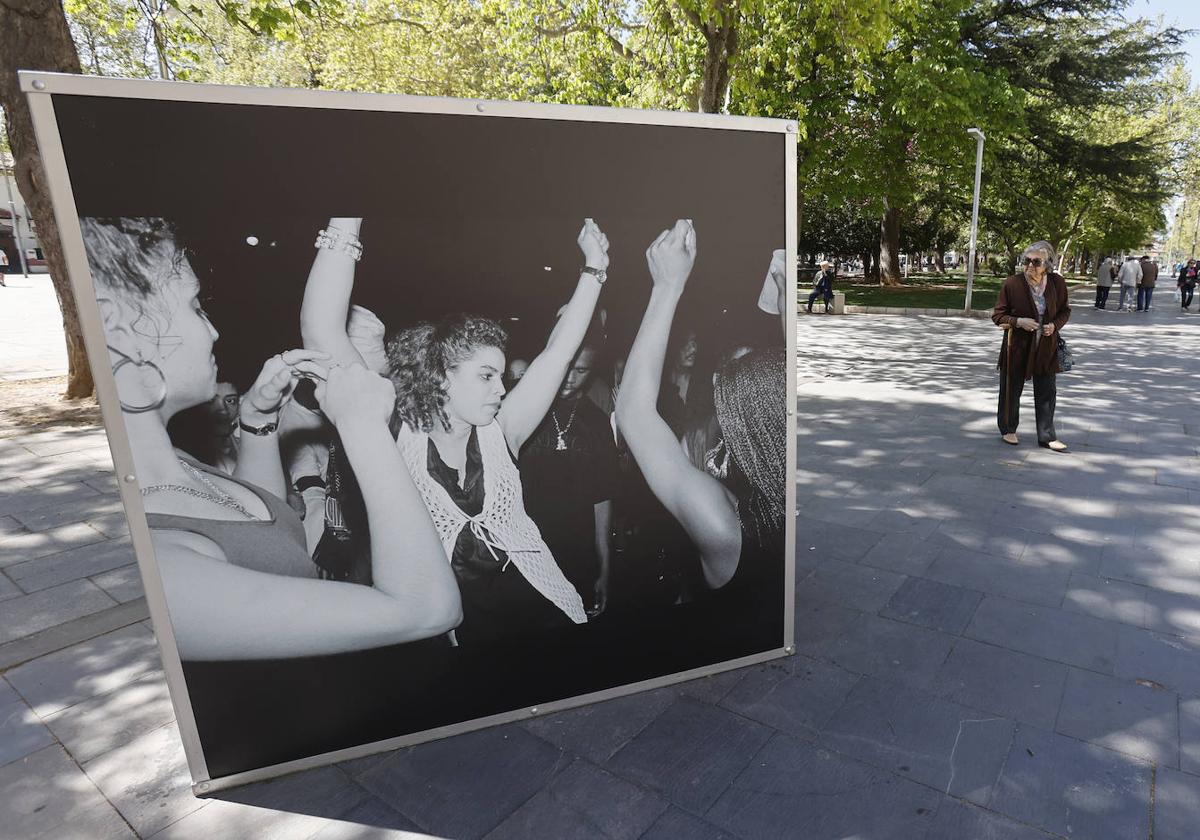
[0,377,101,438]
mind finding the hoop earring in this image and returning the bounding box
[111,350,167,413]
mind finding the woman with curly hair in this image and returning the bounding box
[301,218,610,645]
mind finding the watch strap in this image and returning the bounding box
[238,419,279,436]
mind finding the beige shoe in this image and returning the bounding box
[1001,433,1019,445]
[1039,440,1068,452]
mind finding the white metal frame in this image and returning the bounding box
[21,71,798,794]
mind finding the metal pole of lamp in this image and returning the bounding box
[965,127,985,311]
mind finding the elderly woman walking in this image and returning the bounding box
[992,241,1071,452]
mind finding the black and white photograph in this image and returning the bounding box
[46,85,793,785]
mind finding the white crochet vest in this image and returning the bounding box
[396,419,587,624]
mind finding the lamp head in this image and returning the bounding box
[967,127,985,142]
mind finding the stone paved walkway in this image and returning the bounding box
[2,287,1199,838]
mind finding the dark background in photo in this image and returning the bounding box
[55,95,786,385]
[53,92,788,779]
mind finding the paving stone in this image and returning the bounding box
[7,538,134,593]
[1062,573,1147,626]
[932,639,1068,730]
[86,511,131,540]
[865,508,942,539]
[1155,766,1200,840]
[483,758,667,840]
[989,725,1151,839]
[90,563,145,603]
[0,744,135,839]
[0,677,55,768]
[639,807,735,840]
[0,578,117,646]
[82,721,206,837]
[673,666,751,704]
[792,596,863,658]
[819,613,956,689]
[523,687,676,764]
[719,655,860,739]
[931,521,1030,561]
[358,724,570,839]
[154,764,369,839]
[705,733,940,840]
[10,492,123,533]
[0,570,21,602]
[819,677,1013,803]
[604,696,771,815]
[880,577,983,634]
[1113,624,1200,696]
[0,520,111,565]
[45,670,174,764]
[306,797,425,838]
[925,798,1056,839]
[795,514,885,562]
[859,531,942,576]
[1181,697,1200,776]
[1098,544,1200,597]
[5,623,159,716]
[1054,668,1179,766]
[795,559,907,612]
[1019,533,1105,575]
[965,595,1120,674]
[0,514,27,539]
[1142,585,1200,637]
[0,479,104,518]
[924,547,1071,608]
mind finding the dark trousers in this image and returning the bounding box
[1095,286,1110,308]
[806,288,832,311]
[1183,284,1195,309]
[1137,286,1154,310]
[998,368,1057,444]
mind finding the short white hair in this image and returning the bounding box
[1021,240,1056,267]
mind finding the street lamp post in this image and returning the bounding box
[965,127,985,312]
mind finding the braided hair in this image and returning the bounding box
[712,347,786,545]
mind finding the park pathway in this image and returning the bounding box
[1,285,1199,838]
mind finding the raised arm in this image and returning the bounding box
[614,220,742,589]
[315,364,462,637]
[499,218,609,452]
[300,217,367,368]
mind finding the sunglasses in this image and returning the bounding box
[1023,257,1044,267]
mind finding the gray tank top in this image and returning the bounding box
[146,456,316,578]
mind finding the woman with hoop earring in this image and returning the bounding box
[83,217,462,660]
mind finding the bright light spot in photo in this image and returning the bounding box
[543,266,552,271]
[245,236,259,246]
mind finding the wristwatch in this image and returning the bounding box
[581,266,608,285]
[238,418,278,436]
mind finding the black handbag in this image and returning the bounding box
[1057,335,1076,372]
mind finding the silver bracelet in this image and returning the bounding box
[315,227,363,262]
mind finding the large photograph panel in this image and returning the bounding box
[47,85,792,784]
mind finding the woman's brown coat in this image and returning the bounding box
[991,272,1071,379]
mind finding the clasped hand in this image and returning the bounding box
[240,349,330,426]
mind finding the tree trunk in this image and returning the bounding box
[935,250,945,273]
[879,202,901,286]
[693,1,737,114]
[0,0,93,399]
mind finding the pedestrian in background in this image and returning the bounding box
[1117,255,1141,312]
[1095,255,1115,309]
[1180,259,1198,311]
[1137,255,1157,312]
